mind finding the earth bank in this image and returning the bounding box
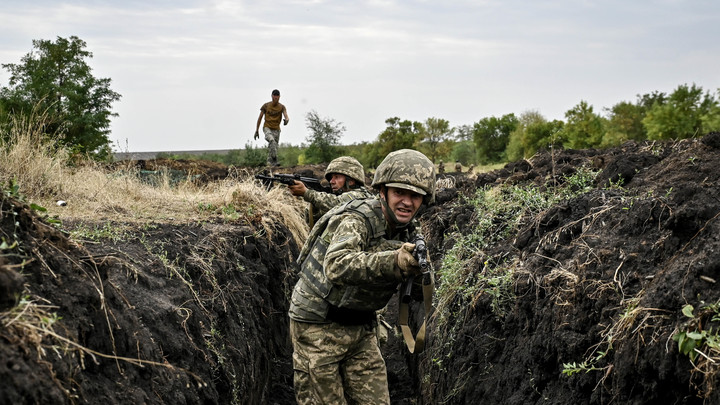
[1,133,720,404]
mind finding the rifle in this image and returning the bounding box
[399,234,434,354]
[254,173,333,194]
[401,234,430,304]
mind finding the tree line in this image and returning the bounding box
[361,84,720,168]
[2,36,719,169]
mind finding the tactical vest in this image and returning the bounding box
[289,198,411,322]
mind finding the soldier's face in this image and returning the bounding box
[329,173,347,191]
[384,186,423,224]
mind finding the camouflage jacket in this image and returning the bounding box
[289,198,417,323]
[303,186,374,218]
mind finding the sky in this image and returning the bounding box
[1,0,719,153]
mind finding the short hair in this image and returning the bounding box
[272,89,280,96]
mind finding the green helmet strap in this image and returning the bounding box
[380,188,413,229]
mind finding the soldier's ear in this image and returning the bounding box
[378,186,387,201]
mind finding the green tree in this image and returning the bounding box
[450,140,476,165]
[561,100,605,149]
[359,117,424,168]
[637,90,667,110]
[701,90,720,133]
[241,142,269,167]
[643,83,719,140]
[0,36,121,159]
[603,91,669,146]
[603,101,647,146]
[417,117,453,163]
[360,141,384,170]
[472,113,518,163]
[451,124,476,164]
[377,117,422,155]
[303,110,344,164]
[506,111,563,161]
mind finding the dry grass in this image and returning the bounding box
[0,111,71,198]
[1,113,311,400]
[0,113,309,247]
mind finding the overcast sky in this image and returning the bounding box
[1,1,719,152]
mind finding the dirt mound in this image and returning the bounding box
[418,133,720,404]
[0,197,298,404]
[2,134,720,404]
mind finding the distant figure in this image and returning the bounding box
[254,89,289,167]
[455,160,462,172]
[468,164,475,173]
[438,160,445,174]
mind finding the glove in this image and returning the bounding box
[254,131,259,140]
[394,243,421,278]
[283,119,289,126]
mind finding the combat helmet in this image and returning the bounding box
[325,156,365,186]
[372,149,436,205]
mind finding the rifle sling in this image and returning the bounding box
[307,204,315,229]
[398,276,434,354]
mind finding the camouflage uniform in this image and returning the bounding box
[303,156,373,223]
[304,187,374,219]
[289,149,436,405]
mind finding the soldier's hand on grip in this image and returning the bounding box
[395,243,421,278]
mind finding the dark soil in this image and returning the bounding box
[2,133,720,404]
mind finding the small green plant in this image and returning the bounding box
[197,202,217,212]
[562,359,605,376]
[562,166,598,195]
[605,176,625,190]
[70,222,127,242]
[3,178,22,198]
[673,304,720,363]
[561,298,648,379]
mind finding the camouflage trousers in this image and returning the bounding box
[290,319,390,405]
[263,127,280,166]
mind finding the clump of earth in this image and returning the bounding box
[2,133,720,404]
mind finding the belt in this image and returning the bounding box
[326,305,375,326]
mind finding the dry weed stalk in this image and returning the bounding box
[535,202,618,253]
[690,346,720,401]
[0,295,206,389]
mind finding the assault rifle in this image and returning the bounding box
[401,234,431,304]
[399,234,434,354]
[254,173,333,194]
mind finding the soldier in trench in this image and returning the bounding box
[287,156,374,226]
[288,149,436,404]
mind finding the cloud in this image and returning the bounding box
[1,0,719,151]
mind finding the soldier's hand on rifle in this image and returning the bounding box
[254,130,259,140]
[287,180,307,197]
[395,243,421,278]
